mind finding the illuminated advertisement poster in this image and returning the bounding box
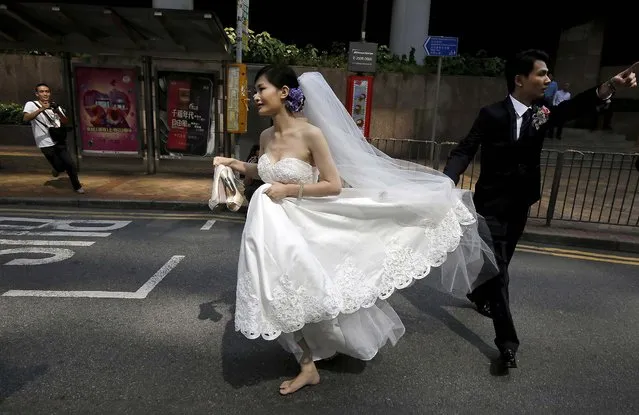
[74,66,140,154]
[346,75,374,138]
[157,72,215,156]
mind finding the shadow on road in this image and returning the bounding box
[0,360,49,402]
[199,290,295,389]
[399,283,506,375]
[44,178,71,189]
[199,289,367,389]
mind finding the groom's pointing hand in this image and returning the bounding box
[611,62,638,89]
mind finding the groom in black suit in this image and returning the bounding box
[443,49,637,368]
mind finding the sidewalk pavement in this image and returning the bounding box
[0,145,214,211]
[2,145,639,253]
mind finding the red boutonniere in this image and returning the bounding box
[532,105,550,129]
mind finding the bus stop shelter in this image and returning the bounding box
[0,1,233,173]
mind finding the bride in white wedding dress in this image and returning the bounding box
[213,65,498,395]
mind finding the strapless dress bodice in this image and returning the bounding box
[257,154,318,185]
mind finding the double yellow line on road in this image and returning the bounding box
[0,207,245,223]
[518,244,639,266]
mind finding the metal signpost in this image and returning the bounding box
[423,36,458,145]
[236,0,249,63]
[228,0,249,158]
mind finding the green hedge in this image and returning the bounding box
[3,30,506,77]
[225,28,505,77]
[0,103,27,125]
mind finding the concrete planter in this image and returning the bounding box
[0,124,34,146]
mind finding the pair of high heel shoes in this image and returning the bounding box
[209,165,246,212]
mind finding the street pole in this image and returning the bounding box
[61,52,80,170]
[360,0,368,42]
[228,1,249,159]
[429,56,442,164]
[228,0,245,158]
[235,0,244,64]
[143,56,156,174]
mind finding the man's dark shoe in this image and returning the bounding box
[500,348,517,369]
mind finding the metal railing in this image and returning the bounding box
[370,138,639,227]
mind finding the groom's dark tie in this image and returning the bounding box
[520,108,534,137]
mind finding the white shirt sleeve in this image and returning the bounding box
[23,101,37,113]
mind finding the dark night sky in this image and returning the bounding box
[209,1,632,65]
[207,1,614,61]
[211,0,565,58]
[17,0,633,64]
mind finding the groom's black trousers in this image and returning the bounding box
[470,205,529,353]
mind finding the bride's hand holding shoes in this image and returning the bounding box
[210,156,246,212]
[213,156,236,168]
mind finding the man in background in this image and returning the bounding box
[544,72,558,106]
[549,82,571,139]
[23,83,84,194]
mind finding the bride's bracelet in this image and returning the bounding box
[297,183,304,200]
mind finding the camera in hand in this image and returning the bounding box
[50,101,59,110]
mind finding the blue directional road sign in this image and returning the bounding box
[423,36,458,57]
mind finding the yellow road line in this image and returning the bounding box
[0,207,205,218]
[0,207,245,222]
[517,248,639,266]
[0,152,39,157]
[518,244,639,262]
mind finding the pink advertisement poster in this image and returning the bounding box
[74,66,140,154]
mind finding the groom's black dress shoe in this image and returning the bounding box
[500,349,517,369]
[466,294,492,318]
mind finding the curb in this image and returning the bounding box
[521,230,639,254]
[2,197,638,254]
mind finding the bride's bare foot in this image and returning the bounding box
[279,367,320,395]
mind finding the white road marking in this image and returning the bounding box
[0,217,51,229]
[0,248,75,265]
[2,255,185,299]
[200,220,216,230]
[134,255,185,297]
[0,217,130,232]
[49,220,131,232]
[1,290,144,299]
[0,231,111,237]
[0,217,132,266]
[0,239,95,247]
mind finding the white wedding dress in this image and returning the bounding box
[232,71,496,363]
[234,152,491,362]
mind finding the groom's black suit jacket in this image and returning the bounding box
[443,87,605,217]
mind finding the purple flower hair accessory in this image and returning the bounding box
[285,87,305,113]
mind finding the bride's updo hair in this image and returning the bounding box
[254,64,305,113]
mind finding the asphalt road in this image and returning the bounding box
[0,206,637,414]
